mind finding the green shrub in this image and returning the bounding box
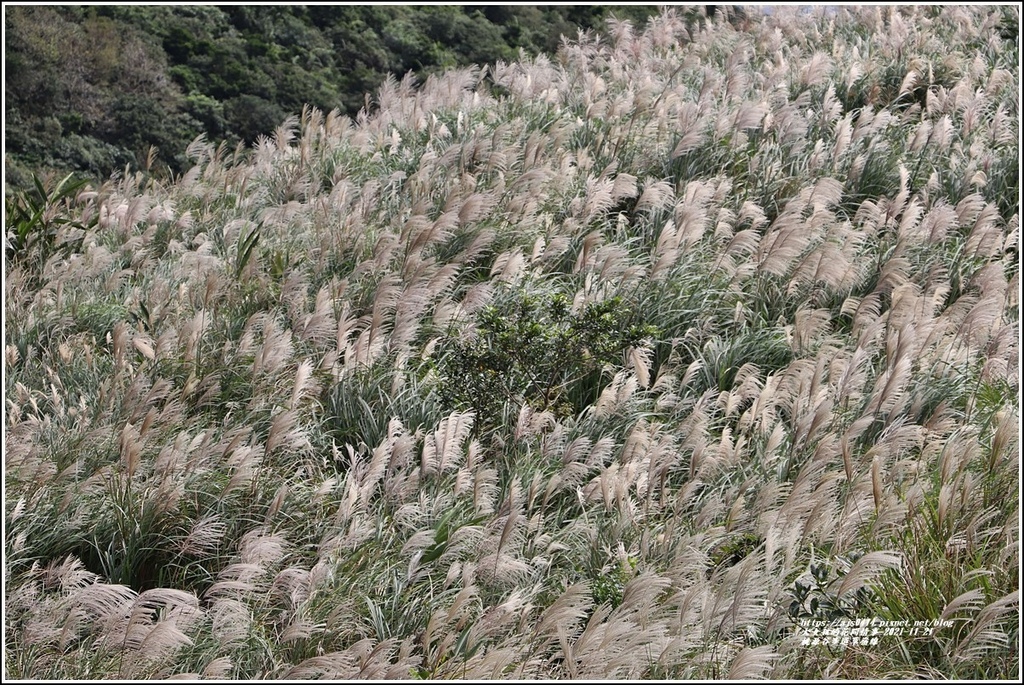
[431,287,657,429]
[4,172,92,269]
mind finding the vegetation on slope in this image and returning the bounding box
[4,5,1019,680]
[4,4,662,188]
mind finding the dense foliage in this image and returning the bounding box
[4,4,661,188]
[432,290,658,427]
[4,5,1019,681]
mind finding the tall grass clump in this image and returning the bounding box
[5,5,1018,679]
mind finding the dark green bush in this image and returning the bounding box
[431,288,658,430]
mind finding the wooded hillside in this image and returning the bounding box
[4,5,662,187]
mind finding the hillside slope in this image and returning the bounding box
[3,4,661,187]
[4,6,1019,679]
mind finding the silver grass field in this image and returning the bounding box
[3,5,1019,680]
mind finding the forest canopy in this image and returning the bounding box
[4,4,663,188]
